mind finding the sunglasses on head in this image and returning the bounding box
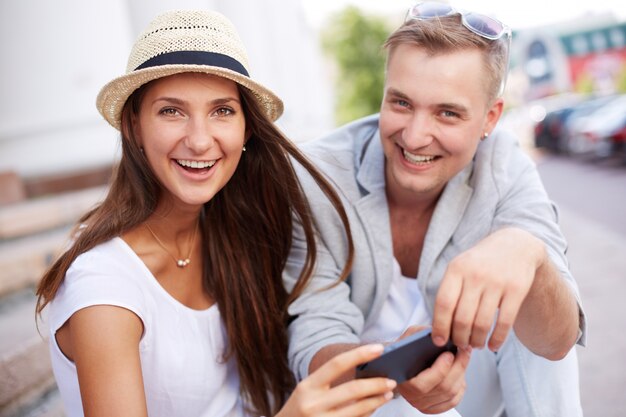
[405,1,511,41]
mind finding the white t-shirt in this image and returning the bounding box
[361,258,431,343]
[362,259,462,417]
[48,238,248,417]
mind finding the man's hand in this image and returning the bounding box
[431,227,546,352]
[396,326,471,414]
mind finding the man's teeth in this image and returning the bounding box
[402,150,436,164]
[177,159,216,169]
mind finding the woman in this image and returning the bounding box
[36,10,396,417]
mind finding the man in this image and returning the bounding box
[285,3,585,416]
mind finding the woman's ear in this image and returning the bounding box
[122,112,142,148]
[243,127,252,147]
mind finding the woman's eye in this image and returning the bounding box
[215,107,234,117]
[159,107,179,116]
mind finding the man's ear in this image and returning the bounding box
[484,97,504,135]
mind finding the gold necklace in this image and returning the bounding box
[145,222,199,268]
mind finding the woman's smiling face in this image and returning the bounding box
[134,72,246,210]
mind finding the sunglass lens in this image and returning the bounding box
[411,1,454,18]
[464,13,503,38]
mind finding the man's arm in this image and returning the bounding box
[431,227,580,360]
[309,343,360,384]
[513,230,580,359]
[285,214,364,381]
[431,130,584,360]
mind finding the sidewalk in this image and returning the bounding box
[557,206,626,417]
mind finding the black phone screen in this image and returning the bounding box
[355,328,457,383]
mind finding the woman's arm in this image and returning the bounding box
[62,305,146,417]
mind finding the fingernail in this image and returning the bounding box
[433,336,445,346]
[384,391,394,400]
[367,344,384,353]
[387,379,397,389]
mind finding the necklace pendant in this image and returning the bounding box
[177,259,190,268]
[145,223,197,269]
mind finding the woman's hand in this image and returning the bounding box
[276,344,396,417]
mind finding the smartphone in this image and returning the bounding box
[355,328,457,383]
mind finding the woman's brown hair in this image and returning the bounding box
[36,81,354,416]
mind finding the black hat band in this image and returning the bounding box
[135,51,249,77]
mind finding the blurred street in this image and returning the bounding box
[535,153,626,416]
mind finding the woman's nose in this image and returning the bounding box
[184,117,215,154]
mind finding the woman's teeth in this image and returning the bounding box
[176,159,216,169]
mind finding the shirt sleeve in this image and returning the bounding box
[48,244,147,336]
[483,129,586,345]
[284,159,364,381]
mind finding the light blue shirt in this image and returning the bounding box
[285,114,585,417]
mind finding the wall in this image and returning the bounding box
[0,0,333,181]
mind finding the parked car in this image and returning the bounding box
[608,122,626,161]
[532,93,596,153]
[534,106,578,152]
[561,94,624,156]
[565,94,626,157]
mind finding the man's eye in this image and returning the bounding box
[441,110,459,118]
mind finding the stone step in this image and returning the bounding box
[22,165,112,200]
[0,380,63,417]
[0,186,107,241]
[0,290,57,415]
[0,172,26,206]
[0,228,72,299]
[0,185,108,416]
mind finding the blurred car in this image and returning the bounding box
[534,106,577,152]
[608,123,626,160]
[564,94,626,157]
[532,93,593,153]
[561,94,624,156]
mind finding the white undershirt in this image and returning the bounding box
[361,258,431,343]
[361,258,462,417]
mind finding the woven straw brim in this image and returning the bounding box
[96,64,284,130]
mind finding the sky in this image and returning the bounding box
[301,0,626,31]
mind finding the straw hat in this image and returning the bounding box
[96,9,284,130]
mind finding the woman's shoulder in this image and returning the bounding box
[70,237,142,273]
[49,238,148,330]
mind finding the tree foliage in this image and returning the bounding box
[321,6,391,125]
